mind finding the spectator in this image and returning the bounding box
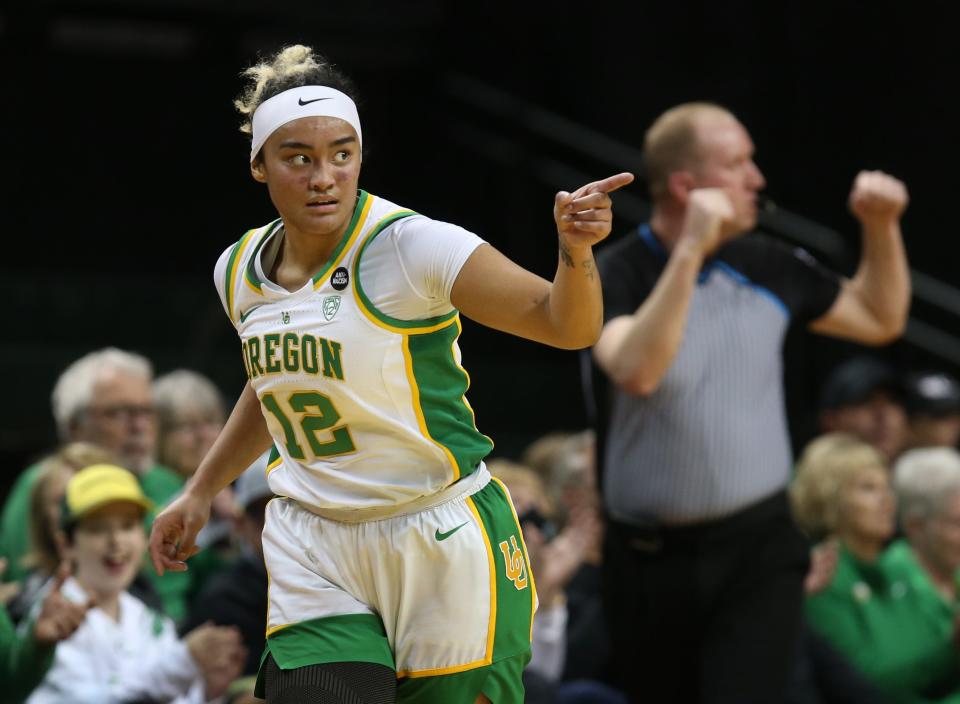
[794,434,960,703]
[522,431,614,687]
[1,349,182,586]
[892,447,960,602]
[523,430,598,525]
[592,102,909,702]
[6,443,115,624]
[25,464,245,703]
[154,370,233,599]
[819,357,907,462]
[154,370,226,482]
[180,452,272,678]
[522,432,584,481]
[490,460,623,704]
[900,372,960,451]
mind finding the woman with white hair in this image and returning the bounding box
[890,447,960,607]
[154,370,225,481]
[791,433,960,703]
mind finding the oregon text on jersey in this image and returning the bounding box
[241,333,344,382]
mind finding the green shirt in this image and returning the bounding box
[0,463,44,584]
[1,604,54,703]
[806,540,960,704]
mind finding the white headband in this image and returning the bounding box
[249,86,362,162]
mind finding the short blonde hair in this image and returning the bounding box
[487,459,553,517]
[643,102,734,201]
[790,433,886,540]
[234,45,357,142]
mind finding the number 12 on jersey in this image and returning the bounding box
[261,391,356,460]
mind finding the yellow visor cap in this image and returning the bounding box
[63,463,153,525]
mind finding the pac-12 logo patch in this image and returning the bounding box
[331,267,349,291]
[322,295,341,321]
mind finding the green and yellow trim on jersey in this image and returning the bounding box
[223,228,258,325]
[401,324,494,483]
[266,445,283,476]
[311,189,373,290]
[351,208,455,335]
[349,211,494,483]
[242,219,283,295]
[238,190,374,298]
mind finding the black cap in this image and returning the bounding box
[902,371,960,417]
[819,357,902,411]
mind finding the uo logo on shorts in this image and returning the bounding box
[498,535,528,590]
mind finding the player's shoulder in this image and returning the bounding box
[216,219,281,281]
[361,191,423,232]
[361,191,460,241]
[219,219,282,261]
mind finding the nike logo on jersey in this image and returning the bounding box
[435,522,469,541]
[298,97,332,106]
[239,305,262,324]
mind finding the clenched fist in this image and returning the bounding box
[679,188,736,257]
[849,170,909,229]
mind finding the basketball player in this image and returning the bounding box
[149,44,632,704]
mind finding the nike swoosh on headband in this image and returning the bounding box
[298,97,333,106]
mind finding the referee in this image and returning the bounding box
[592,103,910,703]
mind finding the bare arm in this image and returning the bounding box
[149,381,272,574]
[188,381,272,501]
[810,171,910,345]
[593,189,733,396]
[452,173,634,350]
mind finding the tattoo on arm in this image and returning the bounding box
[559,241,575,269]
[582,259,596,281]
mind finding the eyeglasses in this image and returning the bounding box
[86,404,156,423]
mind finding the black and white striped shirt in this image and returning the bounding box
[597,225,841,526]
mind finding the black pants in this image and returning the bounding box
[603,491,810,704]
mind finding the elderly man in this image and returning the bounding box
[0,348,182,590]
[592,102,910,702]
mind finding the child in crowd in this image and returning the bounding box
[25,464,245,703]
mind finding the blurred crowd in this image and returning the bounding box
[2,345,960,703]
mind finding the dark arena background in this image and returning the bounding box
[1,0,958,493]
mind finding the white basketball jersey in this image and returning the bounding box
[216,191,493,512]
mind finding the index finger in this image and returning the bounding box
[575,172,635,198]
[50,560,71,593]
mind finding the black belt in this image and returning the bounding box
[610,490,791,553]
